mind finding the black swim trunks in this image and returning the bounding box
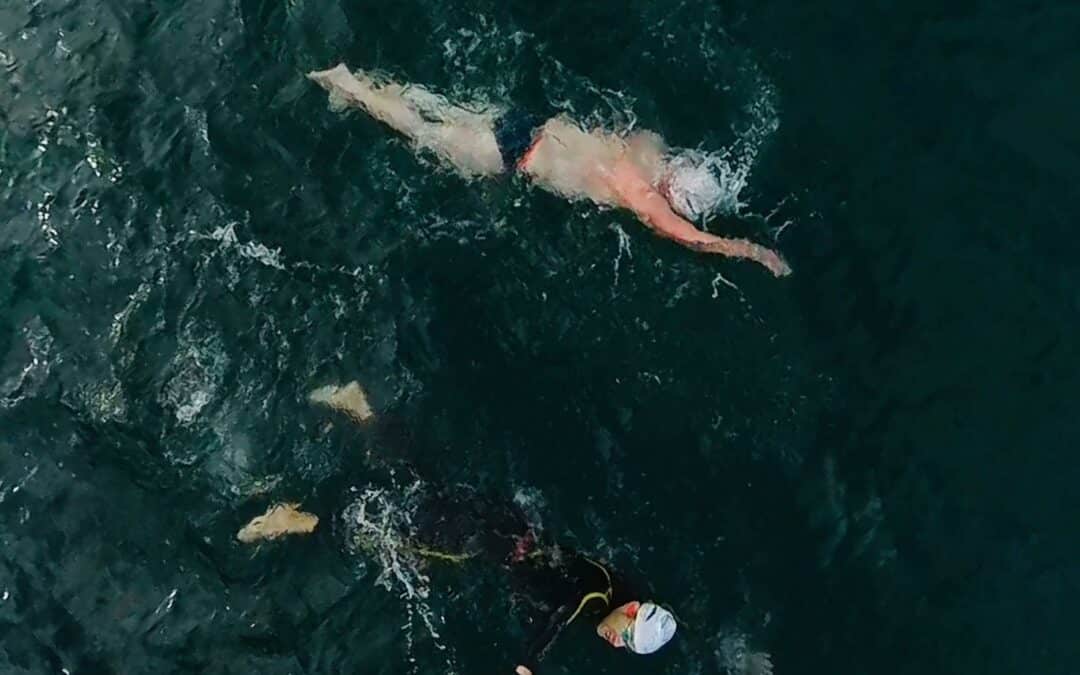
[493,108,544,172]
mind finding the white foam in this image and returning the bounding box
[711,271,740,298]
[666,79,779,224]
[0,318,55,409]
[343,481,458,671]
[511,486,547,533]
[609,222,633,290]
[109,281,153,345]
[657,65,780,226]
[183,104,211,153]
[0,465,39,504]
[196,222,286,270]
[161,328,228,426]
[80,376,128,423]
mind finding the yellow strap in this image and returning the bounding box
[565,591,610,625]
[583,557,613,596]
[564,558,614,625]
[411,545,477,564]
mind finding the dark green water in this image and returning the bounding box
[2,1,1077,674]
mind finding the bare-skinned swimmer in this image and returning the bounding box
[308,64,791,277]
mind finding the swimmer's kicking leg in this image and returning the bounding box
[307,64,504,178]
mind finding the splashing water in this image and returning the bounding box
[196,222,286,270]
[161,326,228,426]
[658,67,782,227]
[342,480,458,674]
[609,222,633,291]
[1,317,55,409]
[711,271,740,298]
[720,77,781,216]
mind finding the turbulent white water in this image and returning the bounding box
[161,326,229,426]
[342,479,458,672]
[0,317,55,409]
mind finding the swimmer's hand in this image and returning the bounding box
[691,238,792,277]
[515,666,533,675]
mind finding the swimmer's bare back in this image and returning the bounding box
[307,64,791,277]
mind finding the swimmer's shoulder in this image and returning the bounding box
[538,114,586,140]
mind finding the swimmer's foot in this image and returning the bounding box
[308,381,375,423]
[307,64,386,107]
[307,62,350,86]
[237,503,319,543]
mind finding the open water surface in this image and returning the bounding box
[2,1,1078,674]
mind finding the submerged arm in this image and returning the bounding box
[516,603,576,675]
[599,157,792,277]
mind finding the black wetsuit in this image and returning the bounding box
[410,485,639,670]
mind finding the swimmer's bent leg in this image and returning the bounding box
[307,63,504,178]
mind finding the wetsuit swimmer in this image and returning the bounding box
[407,484,674,673]
[308,63,791,278]
[318,384,678,673]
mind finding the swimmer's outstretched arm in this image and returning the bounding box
[600,157,792,277]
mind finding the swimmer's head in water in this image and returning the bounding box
[597,602,677,654]
[660,154,727,222]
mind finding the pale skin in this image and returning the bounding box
[595,601,640,648]
[513,602,641,675]
[308,64,791,277]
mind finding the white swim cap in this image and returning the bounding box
[627,603,677,655]
[661,155,725,222]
